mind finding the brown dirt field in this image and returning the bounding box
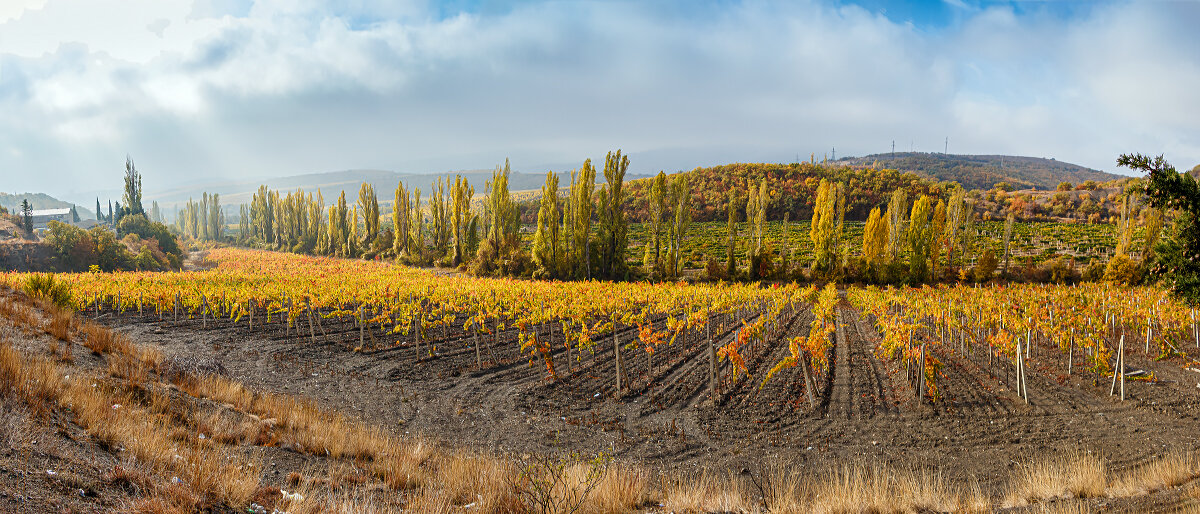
[70,295,1200,511]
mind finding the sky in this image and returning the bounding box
[1,0,1198,203]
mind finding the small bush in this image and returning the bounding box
[24,273,72,309]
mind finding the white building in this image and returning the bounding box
[30,208,72,229]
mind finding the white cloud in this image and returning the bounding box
[0,0,1197,199]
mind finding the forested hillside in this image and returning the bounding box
[623,162,943,222]
[837,153,1124,190]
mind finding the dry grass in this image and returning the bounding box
[661,470,749,513]
[1109,451,1200,497]
[1005,450,1107,507]
[46,304,72,340]
[585,462,650,513]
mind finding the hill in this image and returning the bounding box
[0,192,93,219]
[623,162,942,222]
[835,153,1125,190]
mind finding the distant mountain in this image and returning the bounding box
[835,153,1124,190]
[145,168,652,212]
[0,192,92,219]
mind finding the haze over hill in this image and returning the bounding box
[837,153,1126,191]
[0,192,93,219]
[143,168,652,213]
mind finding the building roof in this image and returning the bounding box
[31,208,72,216]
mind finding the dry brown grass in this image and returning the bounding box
[1005,451,1107,507]
[1109,451,1200,497]
[0,297,41,332]
[46,305,72,340]
[661,470,749,513]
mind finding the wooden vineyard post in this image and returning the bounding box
[1110,335,1125,400]
[249,301,253,330]
[174,293,180,322]
[612,319,622,392]
[1068,327,1075,375]
[307,304,316,344]
[1146,315,1151,354]
[1193,309,1198,348]
[1025,318,1031,360]
[138,293,143,316]
[1017,338,1027,403]
[284,297,291,338]
[359,304,365,349]
[708,322,717,401]
[801,349,815,409]
[917,338,927,401]
[201,295,208,329]
[473,320,482,368]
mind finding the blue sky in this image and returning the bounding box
[0,0,1197,203]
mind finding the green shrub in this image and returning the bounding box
[24,274,72,309]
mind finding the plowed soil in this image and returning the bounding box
[92,297,1200,506]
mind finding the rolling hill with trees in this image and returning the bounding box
[0,192,92,219]
[836,152,1125,190]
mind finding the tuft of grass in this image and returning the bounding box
[46,305,73,341]
[661,470,748,513]
[1109,452,1200,497]
[1005,450,1107,507]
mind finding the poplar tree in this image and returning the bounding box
[451,175,474,266]
[393,181,411,257]
[725,191,738,279]
[430,177,451,255]
[533,171,560,278]
[886,189,908,262]
[668,174,690,278]
[1002,212,1015,276]
[410,188,424,259]
[810,179,839,277]
[357,183,379,251]
[122,156,144,218]
[930,200,947,279]
[643,171,667,276]
[907,195,935,283]
[569,159,596,279]
[862,206,889,278]
[597,150,629,279]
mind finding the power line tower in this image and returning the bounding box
[944,137,948,154]
[891,140,895,158]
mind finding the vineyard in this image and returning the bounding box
[9,248,1200,503]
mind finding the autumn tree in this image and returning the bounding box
[862,206,888,280]
[569,160,596,279]
[121,156,144,220]
[393,181,411,258]
[597,150,630,279]
[809,179,840,278]
[643,171,668,277]
[906,195,934,283]
[430,177,451,256]
[533,171,561,278]
[667,173,690,278]
[725,190,738,279]
[357,183,380,252]
[886,190,908,265]
[451,175,474,266]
